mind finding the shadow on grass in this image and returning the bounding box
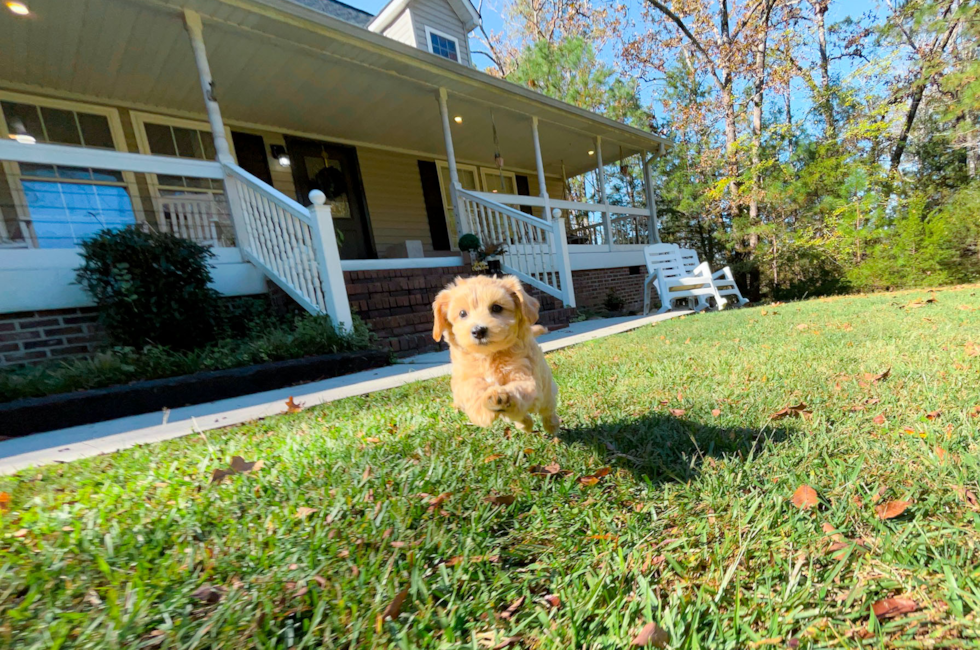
[557,410,795,485]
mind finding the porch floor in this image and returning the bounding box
[0,310,693,475]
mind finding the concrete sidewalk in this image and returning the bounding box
[0,310,690,475]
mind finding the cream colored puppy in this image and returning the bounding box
[432,275,559,434]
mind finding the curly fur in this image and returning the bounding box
[432,275,559,433]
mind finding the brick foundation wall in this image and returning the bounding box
[345,267,574,356]
[572,265,647,313]
[0,308,104,367]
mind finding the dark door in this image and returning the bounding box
[284,137,375,259]
[230,131,273,184]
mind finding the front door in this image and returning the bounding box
[284,137,375,259]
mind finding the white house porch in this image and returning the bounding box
[0,0,670,361]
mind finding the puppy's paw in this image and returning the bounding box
[484,387,512,412]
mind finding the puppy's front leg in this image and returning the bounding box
[483,372,538,432]
[454,377,499,427]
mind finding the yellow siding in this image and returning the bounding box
[357,148,435,255]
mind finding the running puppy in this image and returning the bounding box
[432,275,559,434]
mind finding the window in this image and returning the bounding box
[425,27,460,62]
[0,94,137,248]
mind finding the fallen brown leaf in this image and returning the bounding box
[191,583,224,604]
[493,636,522,649]
[229,456,260,473]
[791,485,819,510]
[529,463,561,476]
[711,409,721,417]
[485,494,516,506]
[955,487,979,510]
[285,396,303,413]
[875,500,910,520]
[867,368,891,383]
[13,528,28,538]
[210,468,232,485]
[925,410,941,420]
[363,437,381,444]
[592,467,612,478]
[771,403,812,420]
[427,491,452,512]
[542,594,561,609]
[631,621,670,647]
[873,413,886,425]
[294,507,318,519]
[578,476,600,487]
[0,491,10,513]
[483,454,504,463]
[668,408,686,417]
[381,587,409,621]
[872,597,918,620]
[500,595,525,620]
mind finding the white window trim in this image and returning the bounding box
[424,26,461,63]
[479,167,517,195]
[0,90,142,248]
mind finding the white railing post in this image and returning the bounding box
[221,168,250,250]
[553,212,576,308]
[531,116,551,222]
[595,136,611,251]
[307,190,353,332]
[643,152,661,244]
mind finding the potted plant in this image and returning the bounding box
[457,234,487,273]
[481,241,506,275]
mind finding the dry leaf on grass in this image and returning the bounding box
[955,487,979,510]
[875,500,910,520]
[711,409,721,417]
[284,396,303,413]
[578,467,612,486]
[13,528,28,538]
[493,636,522,649]
[529,463,562,477]
[500,595,525,620]
[631,622,670,647]
[0,491,10,513]
[294,507,318,519]
[191,584,224,604]
[771,403,812,420]
[872,597,918,620]
[925,410,942,420]
[485,494,516,506]
[865,368,891,383]
[380,588,409,623]
[668,408,686,417]
[483,454,504,463]
[791,485,819,510]
[210,468,232,485]
[873,414,886,425]
[229,456,261,473]
[426,492,452,512]
[542,594,561,609]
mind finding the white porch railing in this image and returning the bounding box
[222,163,351,329]
[155,194,235,247]
[457,187,575,308]
[466,191,655,248]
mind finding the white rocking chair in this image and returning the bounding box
[643,244,726,315]
[677,247,750,308]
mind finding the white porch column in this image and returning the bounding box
[643,152,661,244]
[308,191,353,332]
[183,9,233,164]
[436,87,466,238]
[594,136,611,250]
[531,116,550,218]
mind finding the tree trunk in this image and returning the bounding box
[812,0,835,137]
[890,82,926,172]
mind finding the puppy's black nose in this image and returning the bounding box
[471,325,489,340]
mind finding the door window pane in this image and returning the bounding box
[172,126,202,159]
[483,172,516,194]
[77,113,114,148]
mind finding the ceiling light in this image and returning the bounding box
[588,150,595,156]
[269,144,291,168]
[454,116,463,124]
[6,2,29,15]
[9,133,36,144]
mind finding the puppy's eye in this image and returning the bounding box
[459,310,468,319]
[491,304,503,314]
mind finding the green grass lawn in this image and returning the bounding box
[3,286,980,649]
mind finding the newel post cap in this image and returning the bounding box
[308,190,327,206]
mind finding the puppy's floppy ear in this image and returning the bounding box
[501,275,540,325]
[432,280,457,342]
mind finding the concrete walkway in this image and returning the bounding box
[0,310,690,475]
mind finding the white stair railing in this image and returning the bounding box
[457,186,575,308]
[222,163,352,330]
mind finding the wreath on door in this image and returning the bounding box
[313,165,347,201]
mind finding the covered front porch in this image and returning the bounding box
[0,0,669,359]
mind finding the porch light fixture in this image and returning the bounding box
[6,1,29,15]
[588,150,595,156]
[270,144,290,168]
[453,116,463,124]
[7,118,36,145]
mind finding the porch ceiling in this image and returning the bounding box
[0,0,669,177]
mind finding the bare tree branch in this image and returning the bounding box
[645,0,724,88]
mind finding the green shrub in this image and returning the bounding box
[0,313,375,402]
[75,228,222,350]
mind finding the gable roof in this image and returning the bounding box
[368,0,481,33]
[287,0,373,26]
